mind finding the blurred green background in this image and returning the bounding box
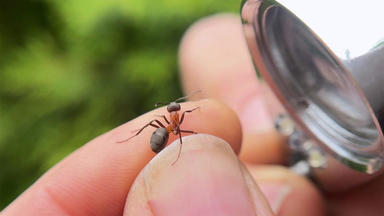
[0,0,239,209]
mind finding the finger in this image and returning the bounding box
[179,13,286,164]
[2,99,242,216]
[247,165,325,216]
[327,172,384,216]
[124,135,274,216]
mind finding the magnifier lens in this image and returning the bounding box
[243,2,383,173]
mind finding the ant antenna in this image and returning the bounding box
[154,90,201,107]
[154,102,168,107]
[175,90,202,102]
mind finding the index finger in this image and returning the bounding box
[179,14,286,164]
[2,99,242,216]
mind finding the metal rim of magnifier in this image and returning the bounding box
[241,0,384,174]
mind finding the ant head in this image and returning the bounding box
[167,102,181,112]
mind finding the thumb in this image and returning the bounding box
[124,134,274,216]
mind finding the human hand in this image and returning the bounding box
[4,13,383,216]
[2,99,277,215]
[179,13,384,216]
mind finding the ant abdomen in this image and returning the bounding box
[150,127,169,153]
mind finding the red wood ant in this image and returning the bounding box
[117,92,200,164]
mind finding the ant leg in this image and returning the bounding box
[130,119,164,133]
[153,119,166,128]
[180,129,197,134]
[116,119,164,143]
[171,127,183,165]
[154,115,170,124]
[179,107,200,125]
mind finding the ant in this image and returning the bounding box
[117,92,200,165]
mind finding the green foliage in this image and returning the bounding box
[0,0,239,209]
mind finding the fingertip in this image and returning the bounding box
[185,99,242,154]
[179,13,252,99]
[179,13,241,63]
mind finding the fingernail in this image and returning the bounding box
[133,134,273,216]
[258,182,291,214]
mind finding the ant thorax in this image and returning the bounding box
[166,111,180,135]
[169,111,179,123]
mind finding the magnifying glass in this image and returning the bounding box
[241,0,384,188]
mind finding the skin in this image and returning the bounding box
[2,13,384,216]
